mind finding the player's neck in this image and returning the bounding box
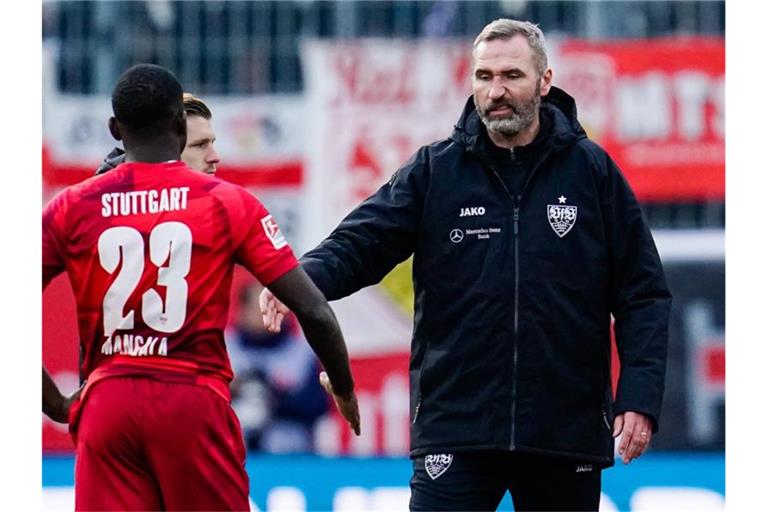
[123,144,182,164]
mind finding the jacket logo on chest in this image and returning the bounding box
[547,196,578,238]
[425,453,454,480]
[459,206,485,217]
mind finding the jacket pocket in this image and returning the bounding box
[412,341,434,425]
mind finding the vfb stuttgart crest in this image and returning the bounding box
[424,453,453,480]
[547,203,578,238]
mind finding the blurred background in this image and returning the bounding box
[41,1,724,510]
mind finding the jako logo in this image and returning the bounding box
[459,206,485,217]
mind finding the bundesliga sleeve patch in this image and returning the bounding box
[261,214,288,250]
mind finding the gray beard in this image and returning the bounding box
[482,113,534,137]
[476,88,541,138]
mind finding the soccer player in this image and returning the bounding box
[44,94,222,426]
[42,64,359,511]
[95,92,220,175]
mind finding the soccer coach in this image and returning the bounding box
[261,18,671,511]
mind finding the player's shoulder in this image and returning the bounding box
[203,175,265,209]
[45,170,114,212]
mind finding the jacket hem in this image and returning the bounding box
[410,444,615,469]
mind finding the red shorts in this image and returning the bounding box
[72,377,250,511]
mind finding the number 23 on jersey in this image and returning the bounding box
[98,222,192,337]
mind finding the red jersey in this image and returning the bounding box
[43,161,298,387]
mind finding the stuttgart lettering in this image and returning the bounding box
[101,187,190,218]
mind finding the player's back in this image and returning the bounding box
[43,161,297,385]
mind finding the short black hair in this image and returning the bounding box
[111,64,184,129]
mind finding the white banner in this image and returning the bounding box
[299,38,474,252]
[43,94,304,166]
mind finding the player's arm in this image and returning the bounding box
[42,366,83,424]
[265,266,360,435]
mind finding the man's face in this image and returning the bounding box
[182,115,220,174]
[472,35,551,137]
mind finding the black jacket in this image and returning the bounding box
[302,87,671,466]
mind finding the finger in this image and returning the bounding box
[623,421,650,464]
[319,371,333,395]
[262,310,272,330]
[619,418,636,463]
[265,311,282,333]
[624,435,639,463]
[260,292,272,316]
[341,400,361,436]
[628,425,652,462]
[612,414,624,438]
[273,312,284,332]
[625,431,648,464]
[351,409,361,436]
[261,299,273,327]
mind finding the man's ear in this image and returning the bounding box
[108,117,122,141]
[540,68,553,97]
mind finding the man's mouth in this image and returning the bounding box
[487,105,514,116]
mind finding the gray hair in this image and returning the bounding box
[472,19,548,78]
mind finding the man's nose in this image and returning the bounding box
[488,80,507,100]
[207,146,220,164]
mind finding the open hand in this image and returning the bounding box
[320,371,361,436]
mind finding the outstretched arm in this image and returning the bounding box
[265,266,360,435]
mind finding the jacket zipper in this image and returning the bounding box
[476,143,551,451]
[511,203,520,449]
[482,156,520,450]
[602,408,612,431]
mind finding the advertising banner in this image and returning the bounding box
[44,452,725,511]
[555,38,724,201]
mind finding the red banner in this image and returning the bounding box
[557,38,724,201]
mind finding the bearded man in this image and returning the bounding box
[262,18,671,511]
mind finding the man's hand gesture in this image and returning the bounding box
[259,287,289,334]
[320,371,361,436]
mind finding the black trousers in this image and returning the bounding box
[409,451,602,512]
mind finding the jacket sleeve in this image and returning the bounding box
[300,147,429,300]
[596,147,672,432]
